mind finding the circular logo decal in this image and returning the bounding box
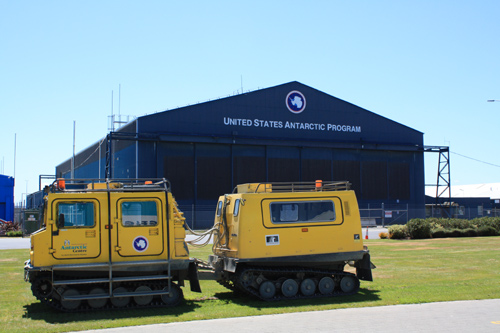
[133,236,149,252]
[286,90,306,114]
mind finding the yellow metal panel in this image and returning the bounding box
[29,188,190,267]
[51,197,102,260]
[113,195,165,258]
[169,193,189,259]
[213,190,364,260]
[30,192,109,267]
[175,240,189,258]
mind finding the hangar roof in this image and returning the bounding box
[137,81,423,149]
[56,81,425,170]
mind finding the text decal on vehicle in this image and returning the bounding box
[266,234,280,246]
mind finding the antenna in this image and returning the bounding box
[71,121,75,179]
[13,133,16,180]
[110,90,114,132]
[108,84,136,132]
[241,75,243,93]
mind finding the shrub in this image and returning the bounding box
[6,230,22,237]
[379,232,388,239]
[477,226,499,237]
[463,228,478,237]
[473,217,500,233]
[427,218,442,232]
[448,229,463,238]
[431,227,477,238]
[0,222,20,236]
[399,217,500,239]
[437,218,474,230]
[388,225,408,239]
[431,227,447,238]
[406,219,432,239]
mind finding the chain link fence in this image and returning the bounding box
[426,205,500,219]
[181,203,421,229]
[359,203,411,227]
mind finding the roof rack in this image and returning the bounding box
[235,181,351,193]
[49,178,171,193]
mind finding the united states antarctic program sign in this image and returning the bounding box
[222,89,361,133]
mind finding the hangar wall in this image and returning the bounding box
[56,81,425,228]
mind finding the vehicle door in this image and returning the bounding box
[113,195,165,258]
[50,197,102,260]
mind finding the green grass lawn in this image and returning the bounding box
[2,237,500,332]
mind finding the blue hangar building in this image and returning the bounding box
[56,81,425,228]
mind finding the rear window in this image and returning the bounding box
[270,200,335,224]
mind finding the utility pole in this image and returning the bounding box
[13,133,16,180]
[71,121,76,179]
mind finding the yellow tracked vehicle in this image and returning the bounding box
[209,181,374,300]
[24,179,374,311]
[24,179,201,311]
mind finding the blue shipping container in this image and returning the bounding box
[0,175,14,222]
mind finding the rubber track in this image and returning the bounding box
[233,266,360,301]
[31,275,183,312]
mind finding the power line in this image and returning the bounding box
[451,151,500,168]
[61,138,106,175]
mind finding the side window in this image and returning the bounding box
[270,200,336,224]
[216,200,223,217]
[272,203,298,222]
[121,201,158,227]
[58,202,95,228]
[233,199,240,217]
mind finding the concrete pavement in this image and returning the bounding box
[76,299,500,333]
[0,236,30,249]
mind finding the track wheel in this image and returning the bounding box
[88,288,107,309]
[281,279,299,297]
[318,276,335,295]
[134,286,154,306]
[111,287,130,307]
[32,277,52,299]
[161,283,183,306]
[259,281,276,299]
[340,276,357,293]
[61,288,81,310]
[300,278,316,296]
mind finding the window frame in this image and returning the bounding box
[233,199,241,217]
[120,200,159,227]
[269,199,337,225]
[216,200,223,217]
[56,201,96,228]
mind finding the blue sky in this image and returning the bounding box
[1,1,500,202]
